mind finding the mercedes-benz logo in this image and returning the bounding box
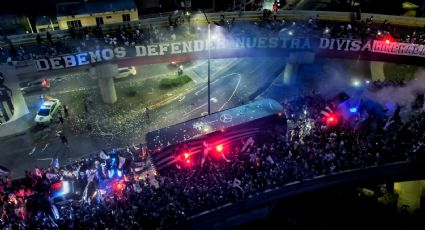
[220,113,232,123]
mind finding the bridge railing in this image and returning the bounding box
[4,10,425,47]
[176,160,425,230]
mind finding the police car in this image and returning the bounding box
[35,99,62,125]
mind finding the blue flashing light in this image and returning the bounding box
[349,107,357,113]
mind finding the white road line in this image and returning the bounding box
[194,73,240,96]
[28,147,36,155]
[37,158,54,164]
[41,143,49,152]
[219,74,242,111]
[184,102,208,116]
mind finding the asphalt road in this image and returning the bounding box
[142,57,287,134]
[0,57,286,178]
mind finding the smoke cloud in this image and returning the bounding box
[365,68,425,110]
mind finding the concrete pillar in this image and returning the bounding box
[283,63,298,85]
[370,61,385,81]
[282,52,315,85]
[394,180,422,213]
[0,65,30,123]
[98,77,117,104]
[91,64,117,104]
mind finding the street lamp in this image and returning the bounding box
[202,11,211,115]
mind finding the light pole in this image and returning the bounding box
[203,12,211,115]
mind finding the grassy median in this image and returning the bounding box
[159,75,192,89]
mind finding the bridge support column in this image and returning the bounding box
[91,64,117,104]
[370,61,385,81]
[0,65,29,123]
[394,180,423,213]
[283,63,299,85]
[282,52,315,85]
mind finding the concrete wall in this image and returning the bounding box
[370,61,386,81]
[394,180,425,213]
[58,10,138,30]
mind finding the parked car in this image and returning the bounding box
[115,66,137,79]
[19,79,50,94]
[34,98,62,125]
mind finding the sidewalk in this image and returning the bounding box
[0,113,33,139]
[1,133,114,179]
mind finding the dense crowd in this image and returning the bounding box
[1,80,424,228]
[1,8,425,230]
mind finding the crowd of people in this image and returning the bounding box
[2,8,425,65]
[1,80,424,228]
[1,8,425,230]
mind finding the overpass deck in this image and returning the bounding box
[175,160,425,230]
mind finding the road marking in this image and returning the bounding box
[178,96,185,102]
[37,158,54,164]
[184,102,208,116]
[219,74,242,111]
[41,143,49,152]
[28,147,36,155]
[194,73,240,96]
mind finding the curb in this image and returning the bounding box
[0,130,29,141]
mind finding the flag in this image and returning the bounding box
[232,178,241,187]
[148,174,159,189]
[99,150,110,160]
[201,141,211,167]
[232,178,244,193]
[133,143,140,151]
[35,167,42,177]
[321,111,330,117]
[118,156,126,169]
[51,204,60,220]
[134,167,143,172]
[142,146,147,159]
[46,173,56,180]
[221,152,231,163]
[53,158,59,169]
[133,183,143,193]
[384,117,394,131]
[0,165,10,176]
[321,106,333,117]
[241,137,255,152]
[87,171,96,183]
[266,155,275,164]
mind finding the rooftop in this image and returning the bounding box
[56,0,137,17]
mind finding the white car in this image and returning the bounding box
[35,99,62,125]
[115,66,137,79]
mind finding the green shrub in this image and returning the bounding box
[126,89,137,97]
[160,75,192,89]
